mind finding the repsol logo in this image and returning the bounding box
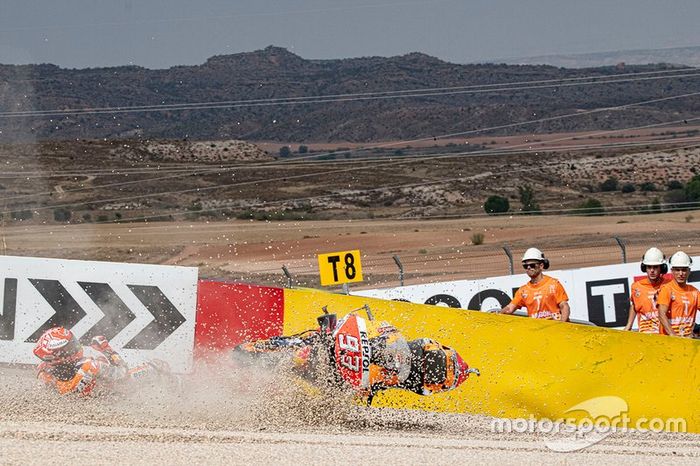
[359,330,371,370]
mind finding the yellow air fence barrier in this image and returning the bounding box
[283,287,700,433]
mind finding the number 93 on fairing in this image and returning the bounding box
[317,250,364,286]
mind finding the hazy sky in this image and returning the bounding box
[1,0,699,69]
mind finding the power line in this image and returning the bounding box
[7,138,697,227]
[270,90,700,165]
[2,113,698,209]
[2,90,698,217]
[0,138,691,206]
[4,88,698,179]
[2,70,699,119]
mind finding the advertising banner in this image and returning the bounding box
[356,259,700,327]
[0,255,198,372]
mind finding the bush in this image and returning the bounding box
[518,185,540,214]
[279,146,291,157]
[664,189,688,210]
[298,145,308,154]
[600,177,619,192]
[642,197,662,214]
[483,195,509,214]
[471,233,484,245]
[11,210,33,221]
[667,180,684,190]
[53,208,71,222]
[686,175,700,201]
[640,182,657,192]
[578,198,604,216]
[621,183,636,193]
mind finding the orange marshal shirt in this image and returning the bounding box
[511,275,569,320]
[657,280,700,337]
[629,276,670,333]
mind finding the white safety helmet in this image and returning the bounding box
[641,247,665,266]
[522,247,550,269]
[522,247,545,262]
[669,251,693,268]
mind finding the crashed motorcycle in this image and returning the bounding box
[233,305,479,405]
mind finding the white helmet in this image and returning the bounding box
[522,247,550,269]
[669,251,693,268]
[641,247,665,266]
[522,247,545,262]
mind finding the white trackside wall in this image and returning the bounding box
[357,259,700,328]
[0,255,198,372]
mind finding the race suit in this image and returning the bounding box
[37,356,128,396]
[36,334,142,396]
[368,336,461,396]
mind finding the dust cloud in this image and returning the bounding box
[1,362,698,465]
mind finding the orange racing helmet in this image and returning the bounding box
[33,327,83,365]
[422,341,475,393]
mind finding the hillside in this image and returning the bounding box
[501,45,700,68]
[1,46,698,143]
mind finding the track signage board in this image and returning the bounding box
[357,258,700,328]
[0,255,198,372]
[317,250,363,286]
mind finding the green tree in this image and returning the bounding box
[664,189,688,210]
[621,183,636,193]
[640,181,657,192]
[298,145,308,154]
[518,185,540,214]
[685,174,700,201]
[578,198,604,216]
[279,146,291,157]
[667,180,684,190]
[600,176,619,192]
[11,210,33,221]
[483,195,510,214]
[53,208,72,222]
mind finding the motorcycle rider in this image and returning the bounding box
[236,316,478,401]
[33,326,167,396]
[368,331,475,397]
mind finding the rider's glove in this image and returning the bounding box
[90,336,126,367]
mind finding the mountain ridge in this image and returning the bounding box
[0,46,697,143]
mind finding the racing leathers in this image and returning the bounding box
[36,336,128,396]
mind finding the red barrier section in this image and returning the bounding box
[194,280,284,358]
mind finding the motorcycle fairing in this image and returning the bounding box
[332,314,372,389]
